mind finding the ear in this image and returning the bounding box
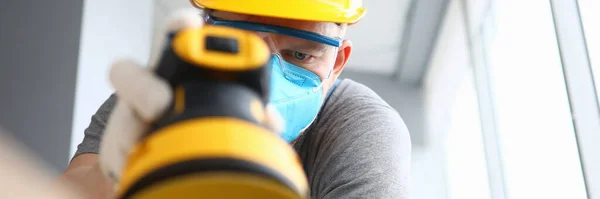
[333,40,352,77]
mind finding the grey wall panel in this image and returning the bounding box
[0,0,83,171]
[394,0,451,85]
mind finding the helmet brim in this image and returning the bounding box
[193,0,366,25]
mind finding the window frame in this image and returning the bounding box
[550,0,600,198]
[460,0,600,198]
[459,0,508,199]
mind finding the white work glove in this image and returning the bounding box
[98,8,284,185]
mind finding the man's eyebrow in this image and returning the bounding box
[290,42,331,53]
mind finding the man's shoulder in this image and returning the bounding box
[305,78,409,143]
[295,79,411,198]
[324,79,398,117]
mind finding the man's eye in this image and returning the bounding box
[281,50,316,64]
[294,51,310,61]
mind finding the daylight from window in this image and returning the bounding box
[486,1,587,198]
[579,0,600,105]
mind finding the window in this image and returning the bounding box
[446,70,491,199]
[578,0,600,103]
[483,1,587,199]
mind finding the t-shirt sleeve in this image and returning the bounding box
[73,94,117,158]
[296,80,412,199]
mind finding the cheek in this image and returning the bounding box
[320,77,336,100]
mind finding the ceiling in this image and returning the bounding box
[342,0,412,74]
[153,0,448,83]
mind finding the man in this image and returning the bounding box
[63,0,412,198]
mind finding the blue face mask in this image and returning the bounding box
[269,55,324,142]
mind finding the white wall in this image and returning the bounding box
[70,0,154,157]
[410,0,474,198]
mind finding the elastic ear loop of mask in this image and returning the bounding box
[298,65,334,135]
[262,35,290,80]
[299,51,338,133]
[324,52,337,80]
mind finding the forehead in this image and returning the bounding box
[210,10,340,38]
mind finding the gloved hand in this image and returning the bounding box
[98,8,284,186]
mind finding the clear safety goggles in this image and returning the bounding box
[204,15,342,80]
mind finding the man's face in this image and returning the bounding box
[210,10,353,98]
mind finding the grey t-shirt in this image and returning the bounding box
[74,79,411,198]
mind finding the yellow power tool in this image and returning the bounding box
[115,25,309,199]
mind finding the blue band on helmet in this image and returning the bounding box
[206,16,343,47]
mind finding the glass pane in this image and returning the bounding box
[485,1,587,198]
[579,0,600,104]
[446,70,491,199]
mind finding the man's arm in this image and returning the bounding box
[61,94,117,198]
[1,128,81,199]
[62,154,114,199]
[316,109,411,199]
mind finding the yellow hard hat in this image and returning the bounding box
[191,0,366,24]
